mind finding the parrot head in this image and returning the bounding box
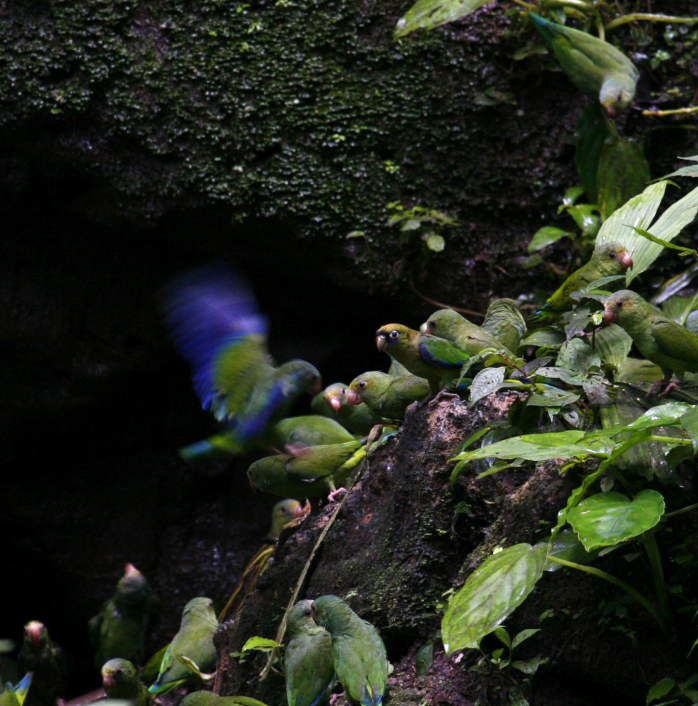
[282,360,323,396]
[181,597,217,624]
[23,621,47,648]
[115,563,152,608]
[600,79,634,117]
[348,372,381,405]
[323,382,349,411]
[268,498,310,539]
[376,324,412,352]
[101,658,138,691]
[420,309,464,338]
[603,290,644,326]
[596,243,633,270]
[288,599,316,637]
[248,455,288,492]
[311,594,352,633]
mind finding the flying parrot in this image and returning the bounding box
[604,290,698,385]
[285,600,335,706]
[482,299,527,352]
[88,563,158,668]
[18,622,66,706]
[218,499,310,622]
[0,674,32,706]
[347,371,429,420]
[375,324,470,392]
[311,595,389,706]
[531,13,639,116]
[531,242,633,323]
[272,416,356,448]
[101,658,151,706]
[311,383,383,435]
[164,267,322,459]
[148,597,218,695]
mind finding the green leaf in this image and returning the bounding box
[627,184,698,284]
[647,677,676,704]
[452,429,610,465]
[567,204,600,237]
[633,226,698,258]
[535,366,587,385]
[511,628,540,650]
[545,529,596,572]
[567,490,665,552]
[620,402,692,434]
[597,136,650,220]
[415,641,434,676]
[395,0,489,37]
[594,324,633,374]
[521,328,564,348]
[527,384,580,408]
[441,544,547,654]
[576,104,612,202]
[511,655,548,675]
[662,292,698,325]
[424,233,446,252]
[528,226,571,253]
[663,155,698,180]
[493,626,511,649]
[470,366,506,404]
[240,636,283,653]
[556,338,600,374]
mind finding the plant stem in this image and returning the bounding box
[665,503,698,520]
[547,556,666,629]
[642,533,671,626]
[649,435,693,445]
[606,13,698,31]
[643,106,698,118]
[511,0,536,10]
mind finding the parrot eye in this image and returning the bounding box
[389,330,399,340]
[617,301,623,308]
[428,321,436,331]
[359,381,367,389]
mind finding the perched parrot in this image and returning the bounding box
[149,597,218,695]
[311,595,389,706]
[18,622,65,706]
[347,372,429,420]
[101,658,151,706]
[181,692,267,706]
[272,416,356,448]
[421,309,509,356]
[604,290,698,384]
[482,299,527,352]
[285,600,335,706]
[0,674,32,706]
[218,500,310,622]
[284,440,365,481]
[375,324,470,392]
[88,563,158,667]
[164,267,321,459]
[531,13,639,116]
[311,383,382,435]
[532,242,633,322]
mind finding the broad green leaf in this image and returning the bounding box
[395,0,489,37]
[597,136,650,220]
[424,233,446,252]
[663,155,698,180]
[567,490,665,552]
[627,184,698,284]
[535,366,587,385]
[594,324,632,374]
[511,628,540,650]
[511,655,548,675]
[575,104,611,202]
[527,384,580,408]
[521,328,564,348]
[544,529,595,572]
[415,641,434,676]
[569,274,626,302]
[617,357,663,385]
[240,636,283,653]
[647,677,676,705]
[556,337,600,374]
[452,429,610,464]
[662,292,698,325]
[687,311,698,334]
[594,181,666,273]
[493,626,511,648]
[528,226,571,253]
[441,544,547,654]
[567,204,600,237]
[470,366,506,404]
[620,402,692,434]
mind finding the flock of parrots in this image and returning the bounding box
[2,10,692,706]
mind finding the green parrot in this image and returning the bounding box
[285,600,335,706]
[101,658,151,706]
[272,416,356,448]
[311,595,389,706]
[347,372,429,420]
[0,674,32,706]
[18,622,65,706]
[375,324,470,392]
[181,691,267,706]
[148,597,218,695]
[219,500,310,622]
[482,299,527,352]
[248,448,364,500]
[420,309,510,356]
[604,290,698,384]
[285,440,365,480]
[89,563,158,667]
[165,268,322,460]
[531,14,639,116]
[532,242,633,322]
[311,383,382,435]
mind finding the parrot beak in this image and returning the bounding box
[419,322,428,334]
[346,388,362,406]
[296,500,312,518]
[603,307,615,325]
[621,251,633,269]
[329,396,343,412]
[102,673,116,690]
[124,562,141,577]
[376,334,387,351]
[25,621,44,645]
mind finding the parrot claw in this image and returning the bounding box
[328,487,348,503]
[659,380,682,397]
[329,692,346,706]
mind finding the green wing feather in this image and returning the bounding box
[482,299,526,352]
[651,320,698,371]
[419,336,470,368]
